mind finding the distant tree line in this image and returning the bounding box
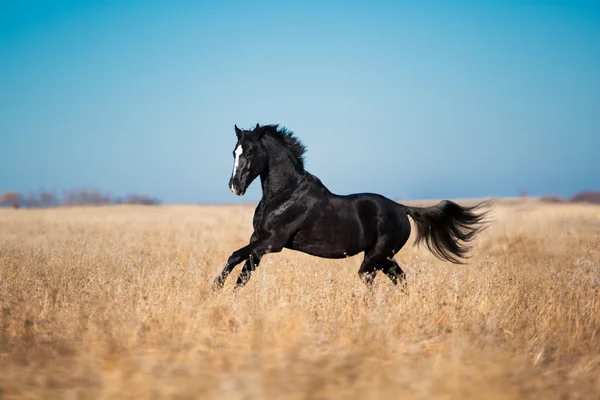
[0,189,161,209]
[540,191,600,204]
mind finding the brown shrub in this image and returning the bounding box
[570,190,600,204]
[539,194,566,203]
[0,191,22,208]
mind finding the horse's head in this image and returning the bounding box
[229,123,268,196]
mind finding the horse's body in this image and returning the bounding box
[213,124,489,289]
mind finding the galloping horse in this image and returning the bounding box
[212,124,489,289]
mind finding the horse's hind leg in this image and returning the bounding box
[381,219,410,288]
[358,242,394,286]
[358,261,378,286]
[381,259,407,288]
[359,226,409,288]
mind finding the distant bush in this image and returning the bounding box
[540,194,567,204]
[569,191,600,204]
[0,191,23,208]
[62,189,113,206]
[540,191,600,205]
[25,190,58,208]
[0,188,161,208]
[115,194,161,206]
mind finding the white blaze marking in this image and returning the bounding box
[230,144,243,194]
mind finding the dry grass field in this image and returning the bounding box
[1,199,599,399]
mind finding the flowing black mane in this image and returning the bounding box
[260,124,307,169]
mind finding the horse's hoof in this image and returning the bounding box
[211,278,224,291]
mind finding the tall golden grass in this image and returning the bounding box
[1,199,599,399]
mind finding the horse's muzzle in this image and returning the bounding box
[230,183,245,196]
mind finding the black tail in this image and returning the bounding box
[405,200,491,264]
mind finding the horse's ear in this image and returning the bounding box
[253,123,265,137]
[235,124,243,139]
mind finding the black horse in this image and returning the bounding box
[213,123,489,289]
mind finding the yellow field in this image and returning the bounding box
[1,200,599,399]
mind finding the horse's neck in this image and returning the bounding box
[260,155,305,199]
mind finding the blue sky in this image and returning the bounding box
[1,0,598,203]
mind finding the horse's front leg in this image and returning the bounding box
[212,234,286,290]
[234,232,261,288]
[234,253,262,288]
[212,244,253,290]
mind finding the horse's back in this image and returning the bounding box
[345,192,410,227]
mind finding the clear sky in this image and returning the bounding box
[1,0,598,204]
